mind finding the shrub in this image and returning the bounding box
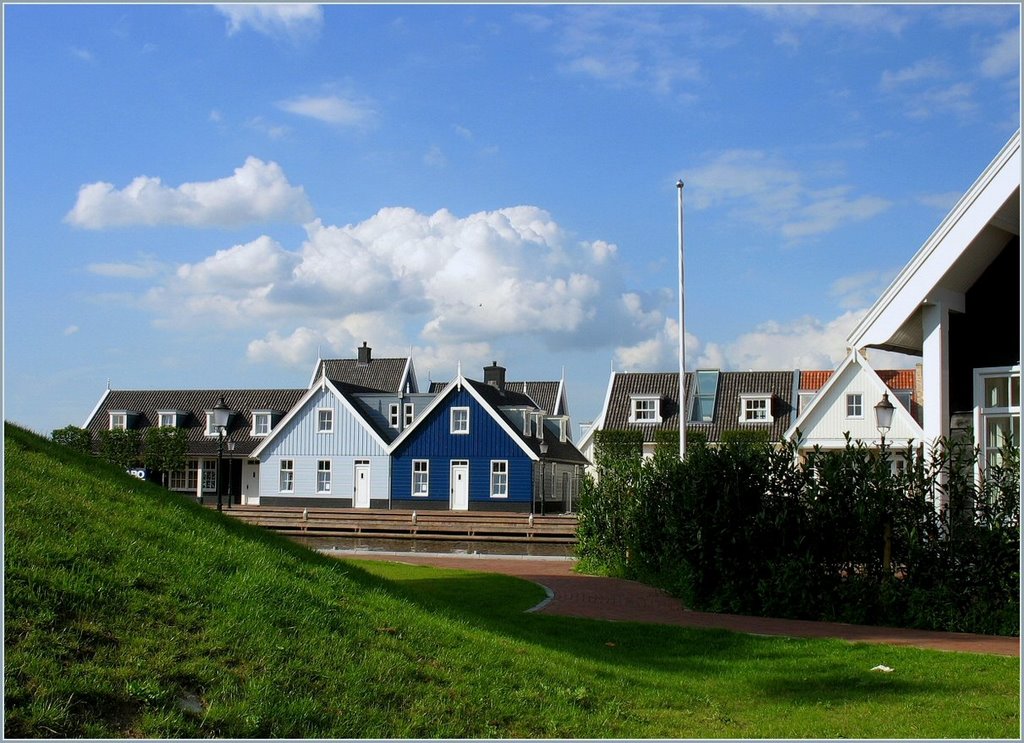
[51,425,92,454]
[576,435,1019,636]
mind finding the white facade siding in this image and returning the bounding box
[793,363,922,451]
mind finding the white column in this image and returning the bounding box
[920,303,950,443]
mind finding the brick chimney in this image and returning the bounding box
[357,341,371,366]
[484,361,506,390]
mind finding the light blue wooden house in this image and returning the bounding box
[250,376,395,508]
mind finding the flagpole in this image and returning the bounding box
[677,179,686,461]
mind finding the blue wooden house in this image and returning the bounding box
[389,363,588,512]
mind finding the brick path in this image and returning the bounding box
[337,550,1020,657]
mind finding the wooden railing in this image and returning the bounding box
[217,505,578,544]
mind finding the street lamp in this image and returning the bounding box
[874,391,896,578]
[211,395,231,512]
[539,440,549,516]
[874,392,895,450]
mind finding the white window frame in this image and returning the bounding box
[200,460,218,492]
[109,411,128,430]
[974,365,1021,477]
[157,411,179,428]
[490,460,509,498]
[629,396,661,423]
[846,393,864,419]
[251,411,272,437]
[412,459,430,497]
[317,460,332,494]
[204,411,230,437]
[279,460,294,493]
[404,402,415,428]
[389,403,401,429]
[317,408,334,434]
[739,395,773,423]
[451,407,470,434]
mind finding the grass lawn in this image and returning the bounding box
[4,423,1020,738]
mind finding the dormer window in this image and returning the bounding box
[109,411,131,430]
[251,411,273,436]
[690,370,720,423]
[740,395,773,423]
[629,395,662,423]
[157,410,185,428]
[404,402,415,428]
[389,403,401,429]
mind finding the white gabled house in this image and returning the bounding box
[785,351,925,458]
[797,130,1020,489]
[250,376,394,508]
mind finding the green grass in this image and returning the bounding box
[4,422,1020,738]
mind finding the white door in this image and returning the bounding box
[450,461,469,511]
[354,462,371,508]
[242,460,260,505]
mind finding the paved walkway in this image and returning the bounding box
[335,550,1020,657]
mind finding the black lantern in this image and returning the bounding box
[874,392,895,449]
[211,396,231,511]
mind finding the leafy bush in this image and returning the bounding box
[578,434,1019,636]
[51,425,92,454]
[97,428,143,470]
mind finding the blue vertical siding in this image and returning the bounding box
[391,388,535,509]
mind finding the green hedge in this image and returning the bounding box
[577,435,1020,636]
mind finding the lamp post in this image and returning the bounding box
[211,396,231,512]
[226,440,236,508]
[874,391,896,578]
[874,392,895,451]
[539,440,549,516]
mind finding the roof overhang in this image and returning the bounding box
[849,130,1021,355]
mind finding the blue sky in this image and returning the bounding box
[3,2,1020,436]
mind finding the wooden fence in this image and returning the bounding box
[217,505,578,544]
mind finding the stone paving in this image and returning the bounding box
[334,549,1020,657]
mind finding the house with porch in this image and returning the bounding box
[808,129,1020,489]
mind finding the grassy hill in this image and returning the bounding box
[4,423,1020,738]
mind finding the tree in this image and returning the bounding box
[144,426,189,487]
[51,425,92,454]
[97,429,142,470]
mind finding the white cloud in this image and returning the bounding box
[879,58,948,92]
[685,150,891,240]
[86,257,165,279]
[547,6,705,96]
[614,317,700,372]
[64,325,80,336]
[423,145,447,168]
[829,269,897,311]
[215,4,323,42]
[751,4,910,37]
[277,94,377,127]
[138,204,664,368]
[65,157,314,229]
[902,82,976,120]
[916,191,961,212]
[693,311,864,372]
[70,47,94,62]
[980,29,1020,78]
